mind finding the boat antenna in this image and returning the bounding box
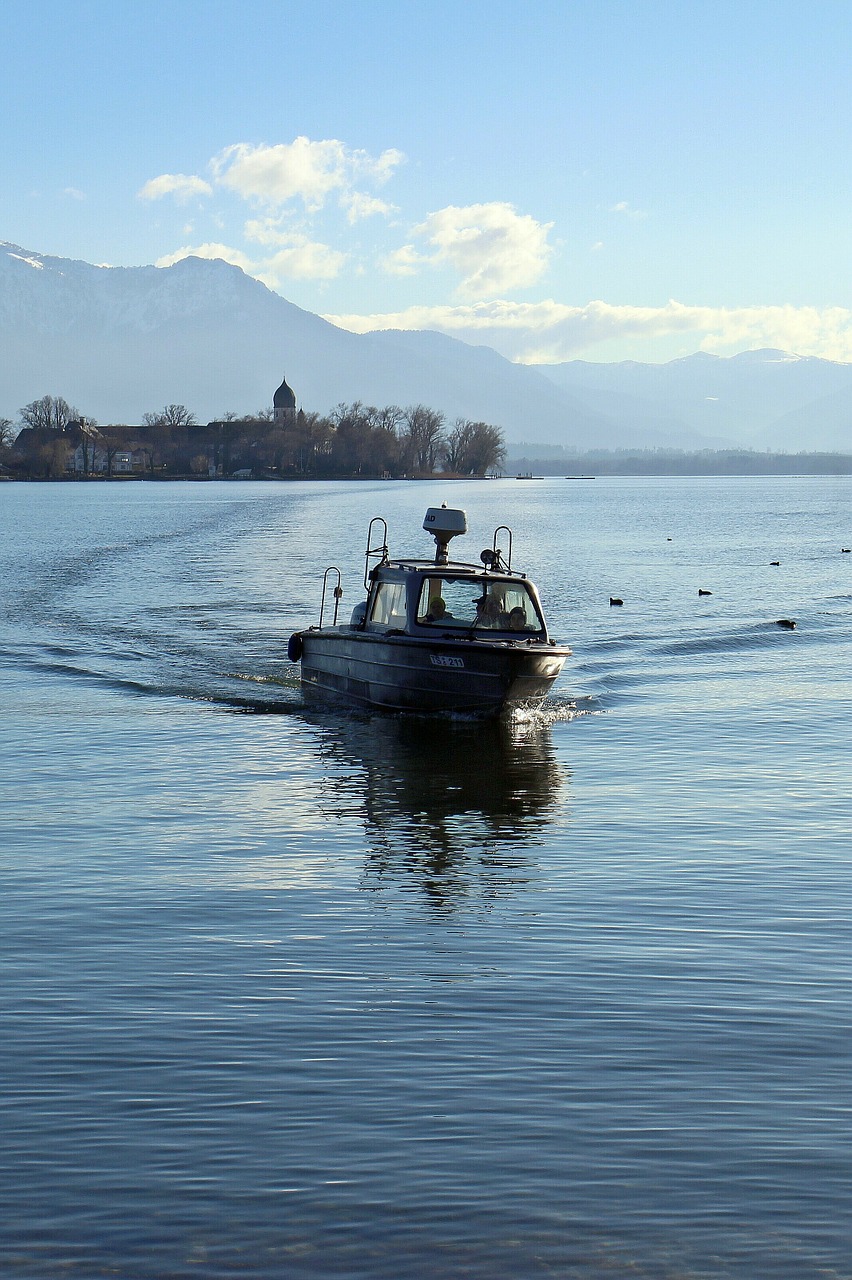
[423,505,467,565]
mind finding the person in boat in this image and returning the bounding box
[426,596,452,623]
[474,592,501,627]
[473,593,493,624]
[508,606,528,631]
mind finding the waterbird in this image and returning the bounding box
[770,561,781,566]
[698,589,712,596]
[775,619,796,629]
[842,548,851,553]
[609,597,623,607]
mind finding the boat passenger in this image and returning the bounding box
[426,597,452,623]
[508,606,528,631]
[474,594,501,627]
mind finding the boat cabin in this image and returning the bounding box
[363,565,547,639]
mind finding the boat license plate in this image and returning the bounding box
[430,654,464,669]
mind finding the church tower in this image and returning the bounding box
[273,374,297,426]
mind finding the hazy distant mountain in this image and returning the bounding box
[757,385,852,453]
[0,242,720,451]
[2,242,850,452]
[538,349,852,452]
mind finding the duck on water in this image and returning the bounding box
[287,506,572,716]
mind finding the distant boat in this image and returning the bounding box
[515,472,543,479]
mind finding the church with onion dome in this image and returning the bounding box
[273,374,297,426]
[206,373,300,434]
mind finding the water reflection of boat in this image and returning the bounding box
[312,714,567,906]
[288,507,571,717]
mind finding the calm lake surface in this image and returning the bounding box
[1,475,850,1279]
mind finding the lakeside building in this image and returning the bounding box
[10,375,302,479]
[11,419,144,476]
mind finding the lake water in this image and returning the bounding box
[1,475,850,1279]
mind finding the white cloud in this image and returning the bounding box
[210,137,405,211]
[344,192,396,223]
[381,243,426,276]
[212,139,346,208]
[259,236,346,284]
[692,303,852,357]
[369,148,405,184]
[243,217,294,246]
[395,202,554,299]
[138,136,404,288]
[63,187,86,201]
[323,299,852,364]
[138,173,213,202]
[610,200,646,219]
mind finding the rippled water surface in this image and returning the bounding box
[1,476,850,1278]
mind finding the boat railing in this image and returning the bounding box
[493,525,512,571]
[364,516,389,588]
[319,567,343,627]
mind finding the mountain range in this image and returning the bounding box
[2,241,850,454]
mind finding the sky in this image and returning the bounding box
[3,0,852,365]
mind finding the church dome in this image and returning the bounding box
[273,375,296,410]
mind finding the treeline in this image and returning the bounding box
[1,396,507,480]
[508,448,852,476]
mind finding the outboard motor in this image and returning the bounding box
[423,505,467,564]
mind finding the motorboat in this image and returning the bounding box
[287,506,571,716]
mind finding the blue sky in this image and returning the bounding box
[3,0,852,363]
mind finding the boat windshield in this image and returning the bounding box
[416,576,544,634]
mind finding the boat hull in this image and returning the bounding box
[298,629,568,716]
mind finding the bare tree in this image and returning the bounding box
[443,418,470,474]
[142,404,197,428]
[0,418,15,447]
[375,405,405,435]
[102,441,119,477]
[20,395,78,432]
[400,404,445,473]
[329,402,372,474]
[63,419,101,475]
[443,419,506,475]
[95,425,137,477]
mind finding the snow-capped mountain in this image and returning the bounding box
[2,241,850,452]
[0,242,630,446]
